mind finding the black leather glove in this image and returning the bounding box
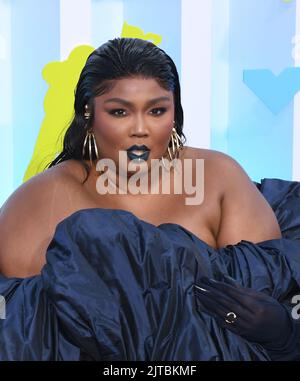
[194,275,294,350]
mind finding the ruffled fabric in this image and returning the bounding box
[0,178,299,361]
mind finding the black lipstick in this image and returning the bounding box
[126,145,150,162]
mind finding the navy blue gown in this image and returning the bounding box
[0,178,300,361]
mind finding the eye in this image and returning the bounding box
[150,107,167,116]
[108,109,127,117]
[107,107,167,118]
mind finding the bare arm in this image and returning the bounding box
[0,166,77,278]
[215,153,282,248]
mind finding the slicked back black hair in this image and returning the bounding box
[48,37,186,181]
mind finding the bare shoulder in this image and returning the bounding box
[186,146,242,167]
[0,160,87,277]
[186,148,282,247]
[183,146,230,174]
[183,146,235,196]
[181,146,215,161]
[189,147,271,214]
[184,147,282,247]
[202,149,260,197]
[187,146,256,191]
[0,160,85,217]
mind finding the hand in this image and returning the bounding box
[194,275,293,348]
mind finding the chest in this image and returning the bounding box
[77,182,220,248]
[63,158,223,249]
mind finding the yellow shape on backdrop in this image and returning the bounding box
[23,45,94,182]
[121,21,162,45]
[23,21,162,182]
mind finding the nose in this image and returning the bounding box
[129,117,149,138]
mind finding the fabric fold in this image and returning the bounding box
[0,178,299,360]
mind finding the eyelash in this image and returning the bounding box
[108,107,167,117]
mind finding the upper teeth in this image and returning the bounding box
[132,150,145,155]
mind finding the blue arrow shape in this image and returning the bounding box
[243,67,300,114]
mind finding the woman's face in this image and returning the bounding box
[91,76,175,176]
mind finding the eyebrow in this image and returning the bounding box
[103,96,171,107]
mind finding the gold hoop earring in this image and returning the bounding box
[161,122,184,170]
[82,130,99,162]
[82,105,99,164]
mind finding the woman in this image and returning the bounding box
[0,38,281,278]
[0,38,299,361]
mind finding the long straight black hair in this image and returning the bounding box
[47,37,186,181]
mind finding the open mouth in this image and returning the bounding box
[126,145,150,162]
[127,150,150,161]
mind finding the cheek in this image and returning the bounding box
[154,122,173,142]
[93,112,174,144]
[93,114,123,143]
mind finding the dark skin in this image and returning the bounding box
[0,76,281,280]
[92,77,174,186]
[0,75,287,349]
